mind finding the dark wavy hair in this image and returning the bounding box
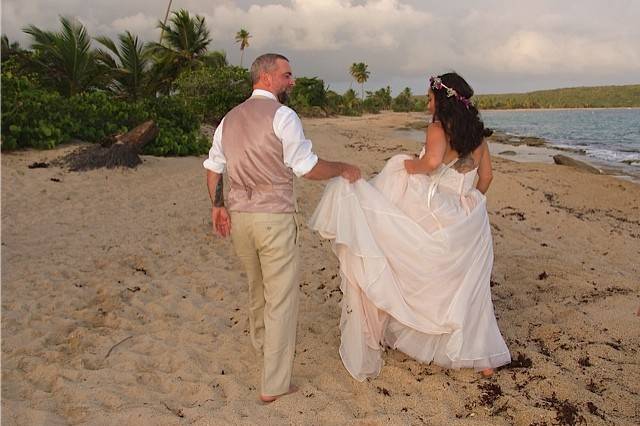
[430,72,492,158]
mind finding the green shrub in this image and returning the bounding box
[338,89,363,116]
[1,69,70,149]
[1,66,208,155]
[363,86,392,113]
[289,77,328,116]
[174,65,251,124]
[324,90,343,116]
[141,96,209,156]
[413,98,427,112]
[392,87,415,112]
[67,92,145,141]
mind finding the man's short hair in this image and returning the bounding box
[250,53,289,85]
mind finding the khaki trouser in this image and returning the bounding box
[230,212,299,396]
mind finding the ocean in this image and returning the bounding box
[480,108,640,167]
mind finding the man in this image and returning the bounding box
[204,53,360,403]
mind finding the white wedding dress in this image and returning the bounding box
[309,153,511,381]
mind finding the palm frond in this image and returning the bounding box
[23,16,102,95]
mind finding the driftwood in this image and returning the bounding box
[552,154,602,174]
[103,120,158,149]
[56,120,159,171]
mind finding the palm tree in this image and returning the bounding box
[234,29,251,68]
[349,62,370,100]
[95,31,152,101]
[23,17,104,96]
[148,9,212,91]
[159,0,173,43]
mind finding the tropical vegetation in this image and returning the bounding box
[235,29,251,68]
[22,16,106,96]
[1,11,237,154]
[4,8,632,156]
[414,85,640,109]
[349,62,370,100]
[473,85,640,109]
[95,31,152,101]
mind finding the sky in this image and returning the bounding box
[2,0,640,95]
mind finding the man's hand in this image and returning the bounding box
[340,164,361,182]
[404,159,416,174]
[212,206,231,237]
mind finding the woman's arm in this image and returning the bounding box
[475,141,493,194]
[405,124,447,174]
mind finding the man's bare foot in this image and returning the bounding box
[481,368,494,378]
[259,385,298,403]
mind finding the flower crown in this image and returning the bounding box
[429,76,473,108]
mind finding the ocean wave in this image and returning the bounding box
[584,148,640,165]
[483,109,640,169]
[620,147,640,153]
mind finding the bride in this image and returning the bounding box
[309,72,511,381]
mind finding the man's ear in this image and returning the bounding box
[262,72,272,87]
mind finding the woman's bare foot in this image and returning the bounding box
[481,368,494,378]
[259,385,298,403]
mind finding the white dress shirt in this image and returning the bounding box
[203,89,319,177]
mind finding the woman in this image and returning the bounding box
[309,72,510,381]
[405,73,493,194]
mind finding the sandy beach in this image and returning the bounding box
[2,111,639,425]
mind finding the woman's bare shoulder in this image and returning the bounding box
[470,140,490,166]
[426,122,445,137]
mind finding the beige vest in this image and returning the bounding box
[222,96,295,213]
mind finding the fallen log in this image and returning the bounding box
[104,120,158,150]
[56,121,159,171]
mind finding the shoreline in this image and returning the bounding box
[479,106,640,112]
[487,131,640,183]
[392,111,639,183]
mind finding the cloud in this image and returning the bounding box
[487,31,640,75]
[111,13,157,36]
[2,0,639,93]
[205,0,432,51]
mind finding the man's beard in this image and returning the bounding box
[277,89,289,104]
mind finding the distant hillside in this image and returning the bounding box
[416,85,640,109]
[475,85,640,109]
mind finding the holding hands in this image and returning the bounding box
[340,163,362,182]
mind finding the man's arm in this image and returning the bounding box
[303,158,361,182]
[204,119,231,237]
[206,170,231,237]
[210,173,225,207]
[275,106,361,182]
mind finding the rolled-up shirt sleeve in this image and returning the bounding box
[274,106,318,177]
[203,118,226,173]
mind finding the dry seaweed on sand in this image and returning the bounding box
[540,393,586,425]
[55,144,143,171]
[478,382,503,406]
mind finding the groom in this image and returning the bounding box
[204,53,360,402]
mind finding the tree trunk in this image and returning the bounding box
[113,120,159,151]
[60,120,159,171]
[159,0,173,43]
